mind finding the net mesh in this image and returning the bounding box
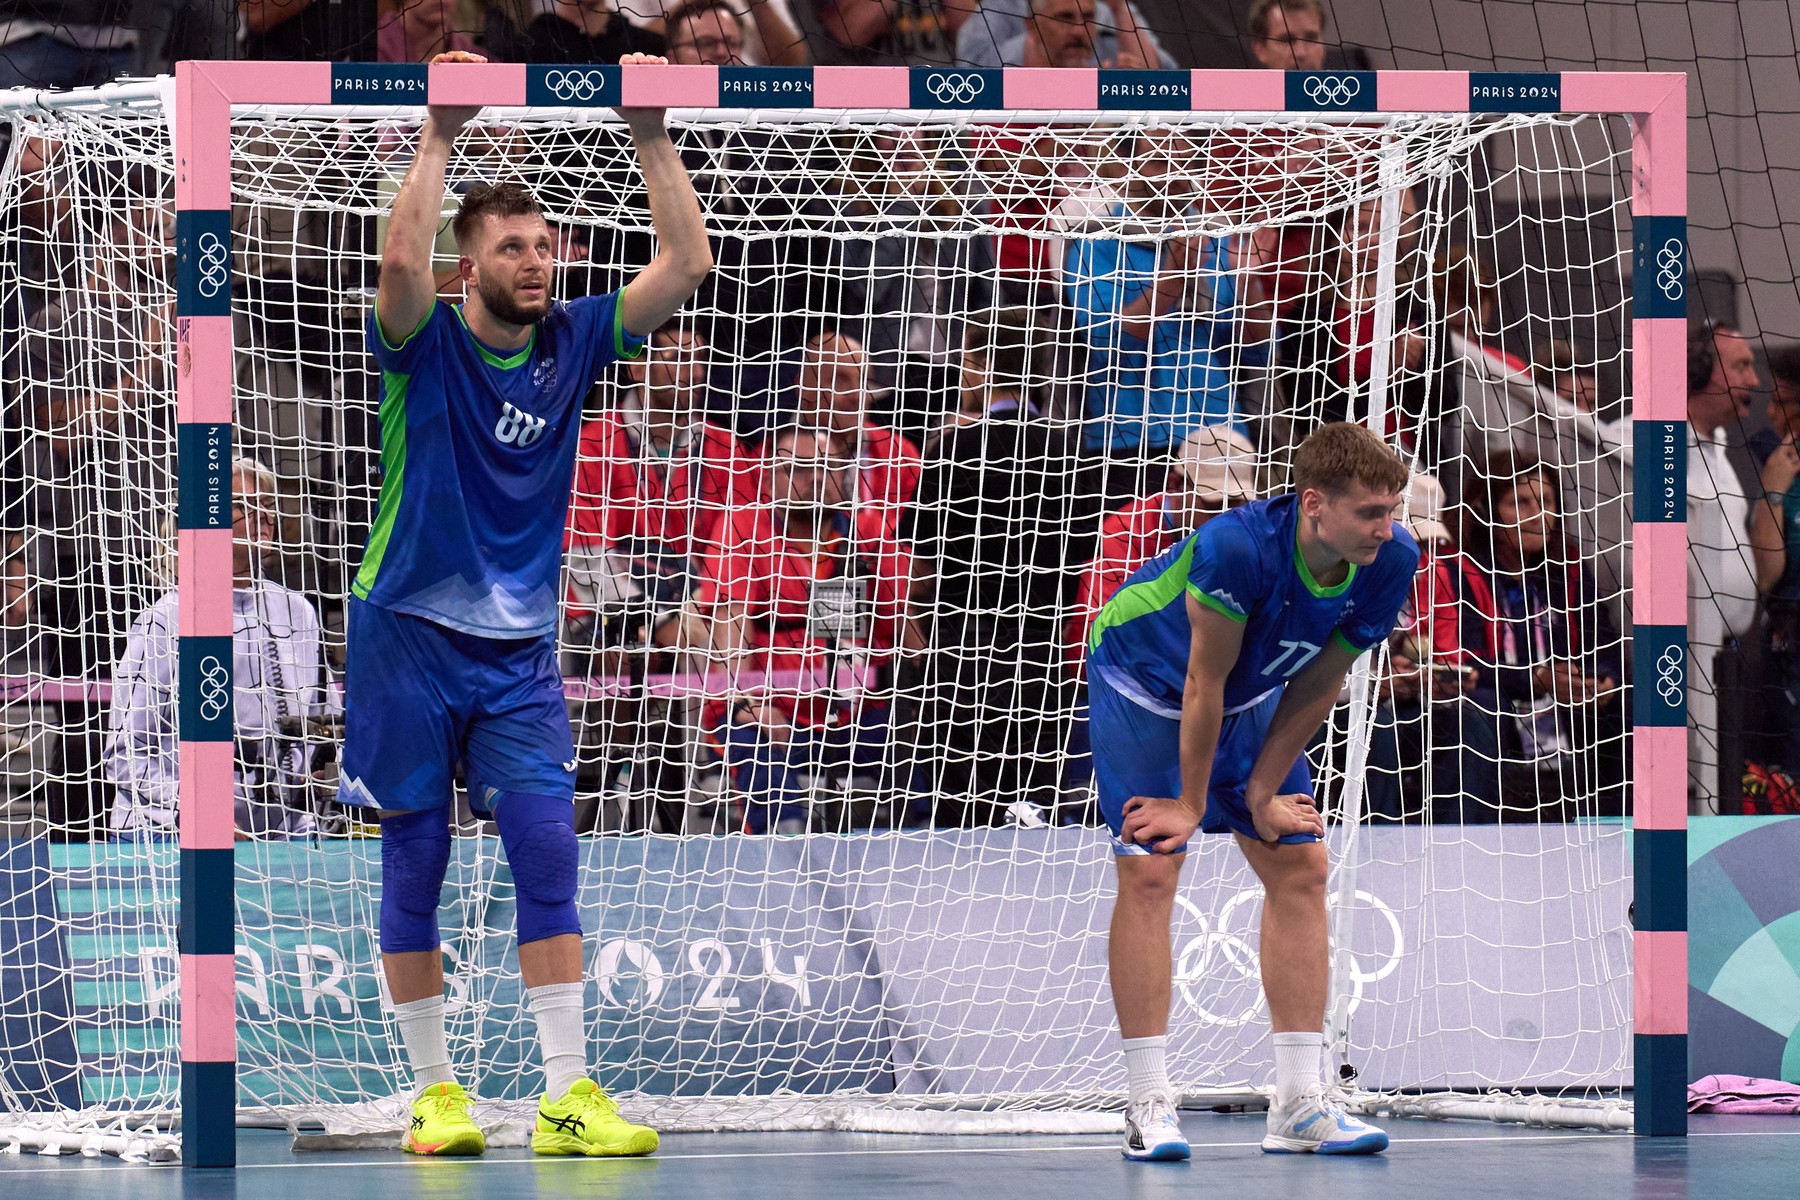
[0,94,1634,1155]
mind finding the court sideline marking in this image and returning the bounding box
[3,1129,1785,1173]
[5,1127,1796,1175]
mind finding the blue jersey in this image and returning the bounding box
[1087,494,1419,714]
[355,294,644,637]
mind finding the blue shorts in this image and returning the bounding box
[337,597,575,814]
[1089,668,1316,855]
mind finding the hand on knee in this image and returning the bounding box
[493,792,583,945]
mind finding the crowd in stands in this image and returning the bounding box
[0,0,1788,838]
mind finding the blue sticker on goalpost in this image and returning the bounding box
[528,65,621,108]
[1098,70,1191,110]
[175,209,232,319]
[909,68,1002,109]
[1633,216,1689,320]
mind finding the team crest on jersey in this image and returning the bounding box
[494,401,547,447]
[531,355,557,390]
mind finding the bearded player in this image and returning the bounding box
[1086,423,1418,1161]
[337,52,711,1157]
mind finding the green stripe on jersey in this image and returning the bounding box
[454,304,535,369]
[613,286,647,360]
[1089,540,1200,652]
[1294,531,1356,597]
[375,299,432,354]
[352,368,411,599]
[1188,584,1248,623]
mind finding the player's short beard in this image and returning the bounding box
[476,272,551,327]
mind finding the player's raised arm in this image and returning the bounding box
[376,51,485,346]
[613,54,713,338]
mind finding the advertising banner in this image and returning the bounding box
[0,824,1632,1119]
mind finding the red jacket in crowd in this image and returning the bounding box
[701,503,911,730]
[1065,493,1181,673]
[566,410,763,566]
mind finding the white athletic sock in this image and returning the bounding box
[527,982,589,1099]
[1121,1035,1173,1106]
[1272,1031,1324,1107]
[392,995,455,1091]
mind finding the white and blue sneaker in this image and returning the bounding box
[1122,1093,1191,1162]
[1262,1092,1389,1155]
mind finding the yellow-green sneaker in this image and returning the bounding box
[531,1079,658,1157]
[403,1081,486,1156]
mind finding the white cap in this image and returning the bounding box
[1175,425,1257,507]
[1404,472,1453,544]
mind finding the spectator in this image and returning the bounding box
[18,211,172,679]
[5,134,73,325]
[700,426,912,833]
[1064,424,1254,666]
[1448,452,1626,818]
[1752,344,1800,470]
[378,0,478,62]
[664,0,808,65]
[239,0,379,61]
[1246,0,1325,71]
[1363,472,1502,823]
[517,0,665,61]
[654,128,805,384]
[104,459,326,839]
[0,532,38,672]
[795,132,995,398]
[0,0,136,90]
[1750,433,1800,801]
[960,0,1165,317]
[0,530,57,836]
[1279,194,1432,447]
[1064,128,1274,489]
[1531,336,1600,416]
[562,322,758,824]
[1431,247,1529,373]
[958,0,1173,70]
[565,321,761,654]
[975,121,1119,309]
[791,330,924,517]
[663,0,743,61]
[903,308,1100,826]
[136,0,236,74]
[1238,4,1388,329]
[1686,322,1760,805]
[810,0,968,65]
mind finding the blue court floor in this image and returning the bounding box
[3,1113,1796,1200]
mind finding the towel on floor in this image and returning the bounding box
[1688,1074,1800,1114]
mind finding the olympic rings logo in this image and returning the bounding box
[1654,238,1684,301]
[1174,888,1403,1027]
[197,654,230,721]
[924,71,986,105]
[1302,74,1362,106]
[1655,645,1684,705]
[543,68,612,102]
[195,232,229,298]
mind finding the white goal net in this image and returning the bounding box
[0,87,1634,1158]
